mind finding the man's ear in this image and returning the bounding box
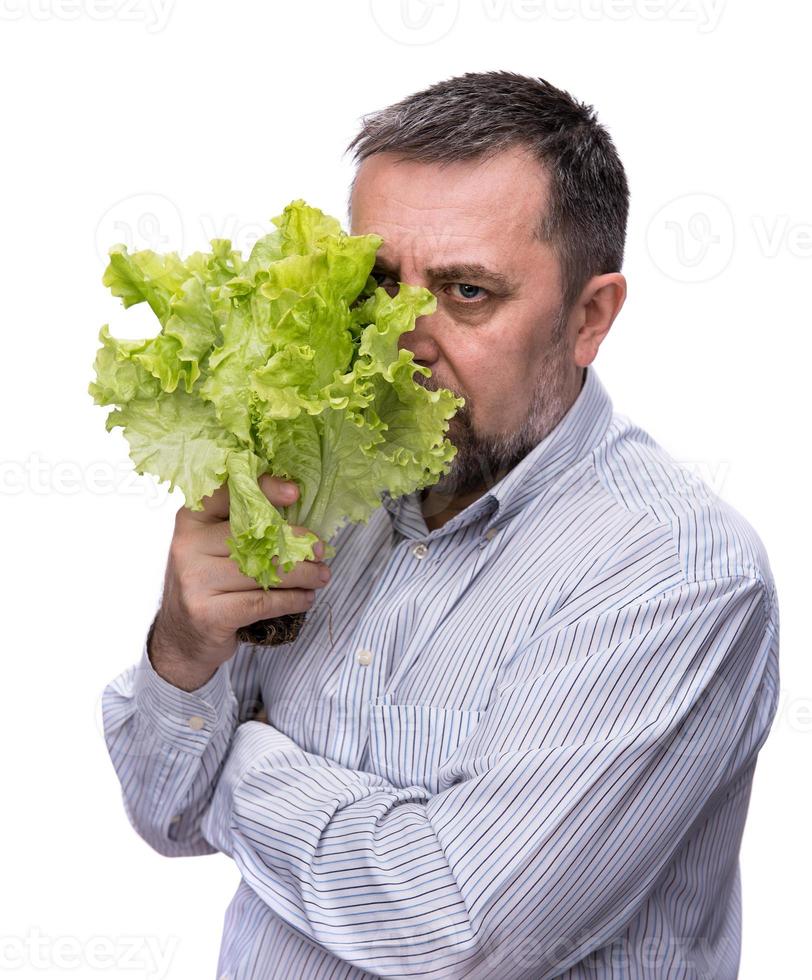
[572,273,627,367]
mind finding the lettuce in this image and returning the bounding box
[89,199,464,588]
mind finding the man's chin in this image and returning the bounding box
[424,464,467,498]
[425,473,455,497]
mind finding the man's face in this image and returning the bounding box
[349,146,584,499]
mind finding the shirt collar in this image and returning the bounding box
[381,363,614,541]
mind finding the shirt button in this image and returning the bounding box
[356,648,374,666]
[411,542,428,559]
[480,527,498,548]
[187,715,205,731]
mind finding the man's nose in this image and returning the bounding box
[397,306,439,364]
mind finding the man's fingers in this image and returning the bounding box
[197,520,321,559]
[196,521,236,557]
[212,586,317,631]
[181,474,300,527]
[206,556,272,591]
[183,483,231,524]
[205,555,327,593]
[258,472,299,504]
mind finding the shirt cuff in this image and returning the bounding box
[133,637,237,752]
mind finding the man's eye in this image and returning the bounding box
[372,271,399,295]
[449,283,487,302]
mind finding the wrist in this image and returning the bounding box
[147,613,220,693]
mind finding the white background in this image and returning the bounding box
[1,1,808,977]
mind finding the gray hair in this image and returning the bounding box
[345,70,629,317]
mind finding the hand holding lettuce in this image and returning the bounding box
[89,199,464,647]
[143,473,330,691]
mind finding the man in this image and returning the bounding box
[102,71,779,979]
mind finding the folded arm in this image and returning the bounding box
[196,575,778,979]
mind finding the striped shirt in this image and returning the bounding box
[102,363,780,979]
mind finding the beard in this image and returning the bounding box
[414,310,578,499]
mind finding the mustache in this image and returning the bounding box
[413,372,462,398]
[414,375,470,429]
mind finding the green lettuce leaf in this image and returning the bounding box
[89,198,464,588]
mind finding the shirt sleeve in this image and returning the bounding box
[101,628,265,857]
[198,574,779,979]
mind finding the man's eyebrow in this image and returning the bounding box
[372,259,516,292]
[427,263,515,291]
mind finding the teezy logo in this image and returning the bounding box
[369,0,460,44]
[95,192,184,263]
[646,192,735,283]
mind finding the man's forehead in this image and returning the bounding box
[370,228,504,270]
[349,148,548,239]
[351,195,516,244]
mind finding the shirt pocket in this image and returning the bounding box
[364,693,485,795]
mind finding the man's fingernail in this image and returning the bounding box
[314,541,325,558]
[283,483,297,498]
